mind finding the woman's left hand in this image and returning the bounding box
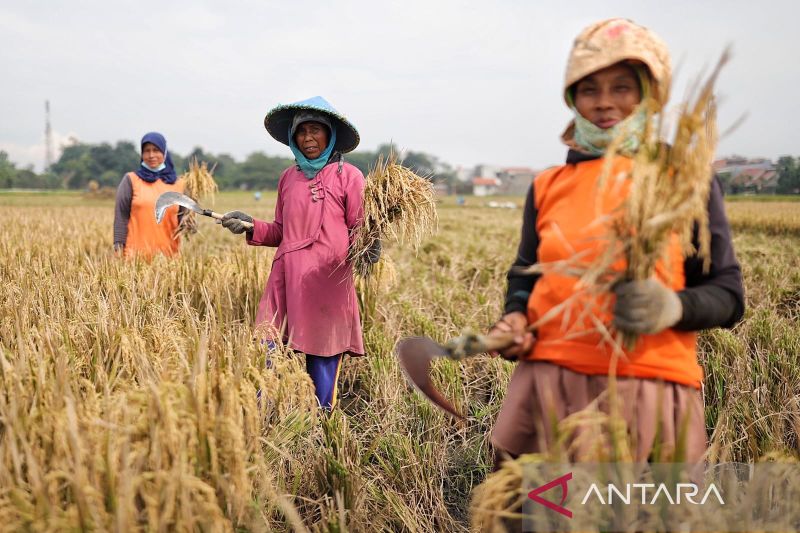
[366,239,382,264]
[613,279,682,334]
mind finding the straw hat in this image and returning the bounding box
[264,96,360,153]
[564,18,672,105]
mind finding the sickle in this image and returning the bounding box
[154,191,253,229]
[395,331,517,420]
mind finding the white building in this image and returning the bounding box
[472,176,502,196]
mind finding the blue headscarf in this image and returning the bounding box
[138,132,178,184]
[288,124,337,180]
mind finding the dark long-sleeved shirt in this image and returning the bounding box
[504,150,745,331]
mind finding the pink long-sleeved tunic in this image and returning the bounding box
[247,161,365,357]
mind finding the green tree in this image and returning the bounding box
[202,153,240,189]
[238,152,293,190]
[181,147,246,189]
[51,144,93,188]
[52,140,166,189]
[14,169,38,188]
[717,171,733,194]
[110,141,140,184]
[0,151,16,188]
[401,150,437,177]
[776,156,799,194]
[345,150,379,175]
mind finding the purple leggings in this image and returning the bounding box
[305,354,343,409]
[262,340,343,409]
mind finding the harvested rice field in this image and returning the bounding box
[1,191,798,531]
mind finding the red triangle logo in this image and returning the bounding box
[527,472,573,518]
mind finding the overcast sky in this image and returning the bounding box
[1,0,797,172]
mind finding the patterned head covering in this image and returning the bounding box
[561,19,672,153]
[564,18,672,106]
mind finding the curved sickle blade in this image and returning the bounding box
[155,191,201,223]
[395,336,466,420]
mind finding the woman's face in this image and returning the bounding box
[294,121,329,159]
[142,143,166,168]
[573,62,642,129]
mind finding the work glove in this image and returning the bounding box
[366,239,382,264]
[221,211,253,235]
[612,279,682,335]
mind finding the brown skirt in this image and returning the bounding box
[491,361,707,462]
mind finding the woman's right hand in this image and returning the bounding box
[488,311,534,361]
[221,211,254,235]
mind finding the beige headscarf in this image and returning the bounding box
[561,18,672,149]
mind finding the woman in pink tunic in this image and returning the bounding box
[221,96,378,409]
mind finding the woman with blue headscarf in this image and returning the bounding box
[113,132,185,259]
[220,97,379,410]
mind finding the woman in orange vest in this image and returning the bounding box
[489,19,744,464]
[113,132,185,259]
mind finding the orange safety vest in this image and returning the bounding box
[125,172,185,260]
[525,156,701,388]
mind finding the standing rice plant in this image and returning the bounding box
[356,255,397,322]
[0,207,320,530]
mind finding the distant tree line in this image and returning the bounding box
[0,141,462,192]
[1,152,61,189]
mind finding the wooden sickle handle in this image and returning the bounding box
[205,210,254,230]
[443,331,518,359]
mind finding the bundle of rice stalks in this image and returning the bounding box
[175,157,219,239]
[82,179,116,200]
[598,52,729,349]
[349,151,437,279]
[525,50,730,352]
